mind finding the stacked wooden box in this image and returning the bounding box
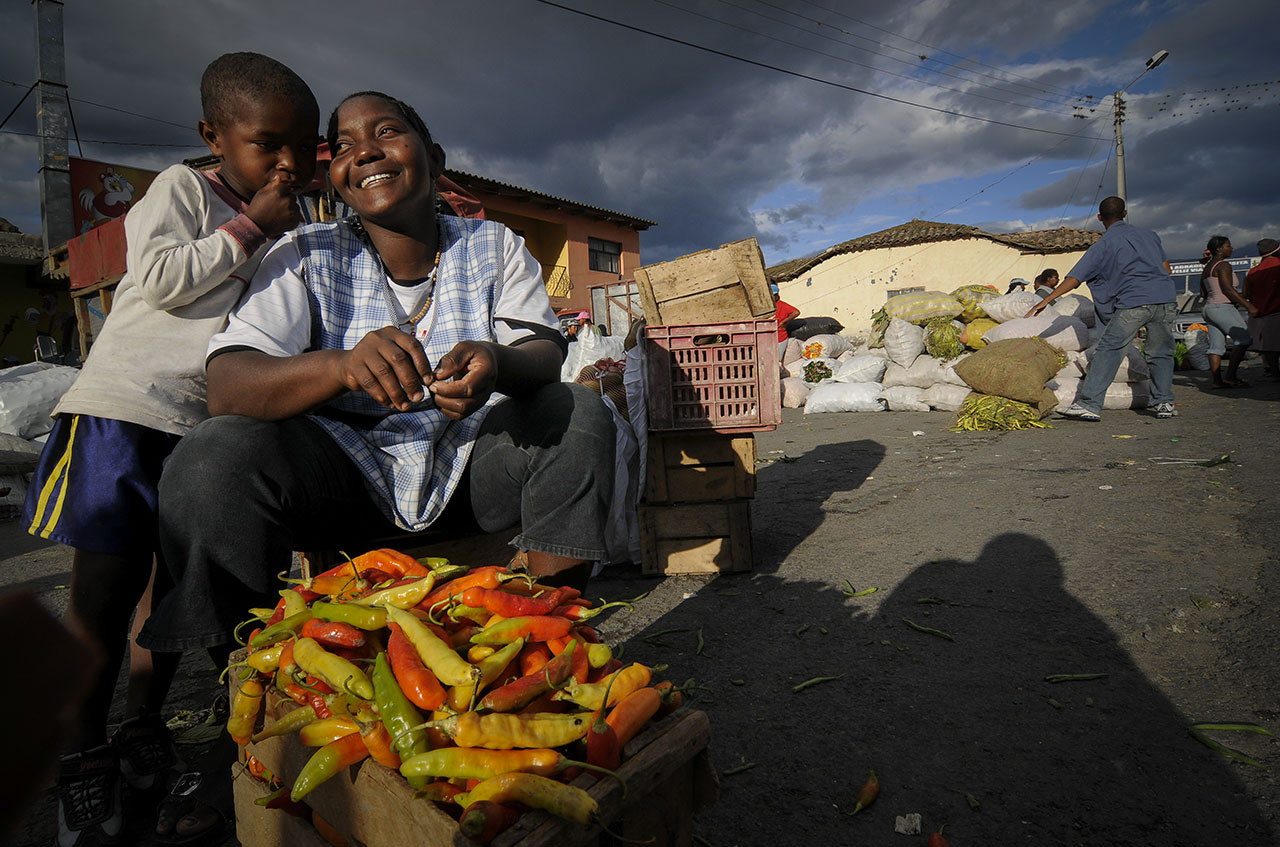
[635,238,776,576]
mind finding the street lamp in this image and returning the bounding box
[1114,49,1169,202]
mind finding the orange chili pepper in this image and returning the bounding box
[386,623,447,711]
[418,566,508,613]
[353,548,431,579]
[360,722,402,769]
[605,685,662,748]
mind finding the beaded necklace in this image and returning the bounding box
[353,216,442,333]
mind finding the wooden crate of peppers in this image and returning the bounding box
[228,548,707,846]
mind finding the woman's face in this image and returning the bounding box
[1045,273,1059,286]
[328,95,442,228]
[1221,240,1234,258]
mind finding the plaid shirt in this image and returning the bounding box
[296,215,507,531]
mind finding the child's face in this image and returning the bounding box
[328,95,444,229]
[199,93,319,202]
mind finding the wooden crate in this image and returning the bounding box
[645,433,756,504]
[237,699,716,847]
[639,500,753,576]
[634,238,774,327]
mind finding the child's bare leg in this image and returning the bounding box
[526,551,591,593]
[125,562,181,718]
[67,549,154,752]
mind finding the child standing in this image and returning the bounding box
[23,52,317,847]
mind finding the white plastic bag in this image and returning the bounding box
[560,324,626,383]
[1079,344,1151,382]
[982,291,1044,323]
[835,354,887,384]
[1183,329,1211,371]
[803,381,886,413]
[881,385,931,411]
[1102,380,1151,410]
[983,314,1088,352]
[0,362,80,440]
[882,355,968,389]
[922,383,971,412]
[781,376,811,408]
[789,357,839,383]
[1051,294,1096,328]
[797,333,853,360]
[781,337,804,365]
[884,318,925,368]
[1047,376,1081,411]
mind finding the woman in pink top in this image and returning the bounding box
[1199,235,1256,388]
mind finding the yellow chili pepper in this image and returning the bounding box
[245,642,285,674]
[382,605,478,687]
[226,677,265,746]
[455,772,599,825]
[348,573,436,609]
[292,636,375,700]
[446,637,525,713]
[421,711,591,750]
[554,663,651,711]
[299,716,360,747]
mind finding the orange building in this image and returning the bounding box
[443,169,655,316]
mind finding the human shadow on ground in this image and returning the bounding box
[601,532,1275,846]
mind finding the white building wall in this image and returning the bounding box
[777,238,1091,332]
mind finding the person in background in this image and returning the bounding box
[1243,237,1280,380]
[1006,278,1030,295]
[773,282,799,343]
[22,52,318,847]
[1034,269,1059,299]
[1199,235,1256,388]
[1029,196,1177,421]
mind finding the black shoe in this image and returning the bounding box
[55,745,123,847]
[112,710,184,795]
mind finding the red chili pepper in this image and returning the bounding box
[386,622,447,711]
[462,586,566,618]
[478,639,577,713]
[574,626,601,644]
[300,619,366,650]
[458,800,520,844]
[927,825,948,847]
[264,597,287,628]
[353,547,431,579]
[418,566,508,612]
[848,769,879,816]
[472,615,572,645]
[415,780,464,803]
[563,634,590,684]
[585,668,621,773]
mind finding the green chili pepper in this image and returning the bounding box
[252,704,317,743]
[310,601,386,631]
[902,618,954,641]
[372,652,429,788]
[249,610,313,649]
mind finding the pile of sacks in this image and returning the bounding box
[778,285,1154,417]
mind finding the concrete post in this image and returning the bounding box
[34,0,73,254]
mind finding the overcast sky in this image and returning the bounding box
[1,0,1277,267]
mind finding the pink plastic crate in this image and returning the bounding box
[644,319,780,433]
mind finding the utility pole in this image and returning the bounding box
[34,0,73,254]
[1113,49,1168,204]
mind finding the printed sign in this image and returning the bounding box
[70,157,159,235]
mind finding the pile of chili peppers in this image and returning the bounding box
[229,548,679,843]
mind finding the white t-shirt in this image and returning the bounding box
[210,224,557,359]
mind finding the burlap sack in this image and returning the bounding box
[952,337,1060,404]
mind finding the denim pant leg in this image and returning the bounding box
[1143,302,1177,405]
[467,382,615,561]
[138,415,395,651]
[1078,305,1151,413]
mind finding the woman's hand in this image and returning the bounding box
[336,327,434,411]
[429,340,499,420]
[1247,303,1260,318]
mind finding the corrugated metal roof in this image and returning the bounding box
[768,219,1100,282]
[444,170,656,230]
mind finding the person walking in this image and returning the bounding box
[1199,235,1255,388]
[1028,196,1177,420]
[1244,237,1280,380]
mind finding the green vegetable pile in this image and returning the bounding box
[802,360,834,383]
[952,393,1052,432]
[924,318,965,361]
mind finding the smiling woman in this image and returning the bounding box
[137,91,617,656]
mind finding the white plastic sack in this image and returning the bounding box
[884,318,925,368]
[1078,344,1151,382]
[0,362,80,440]
[835,354,888,384]
[781,376,810,409]
[781,337,804,365]
[1051,294,1096,328]
[787,357,840,383]
[1102,380,1151,410]
[922,383,971,412]
[803,381,886,414]
[882,355,968,390]
[983,291,1045,323]
[881,385,931,412]
[1183,329,1211,371]
[798,333,853,360]
[1047,376,1081,411]
[560,325,626,383]
[983,314,1089,352]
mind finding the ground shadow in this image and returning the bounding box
[598,532,1275,846]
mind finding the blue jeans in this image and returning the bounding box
[1202,302,1252,356]
[1078,302,1175,414]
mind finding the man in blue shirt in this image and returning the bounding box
[1029,196,1177,420]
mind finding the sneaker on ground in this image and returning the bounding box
[1059,403,1101,422]
[56,745,123,847]
[112,710,184,793]
[1151,402,1177,419]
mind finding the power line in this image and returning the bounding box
[0,76,194,131]
[664,0,1085,118]
[749,0,1088,109]
[532,0,1110,141]
[0,127,202,149]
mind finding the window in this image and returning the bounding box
[588,237,622,274]
[887,286,924,299]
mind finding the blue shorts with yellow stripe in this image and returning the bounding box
[24,414,182,555]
